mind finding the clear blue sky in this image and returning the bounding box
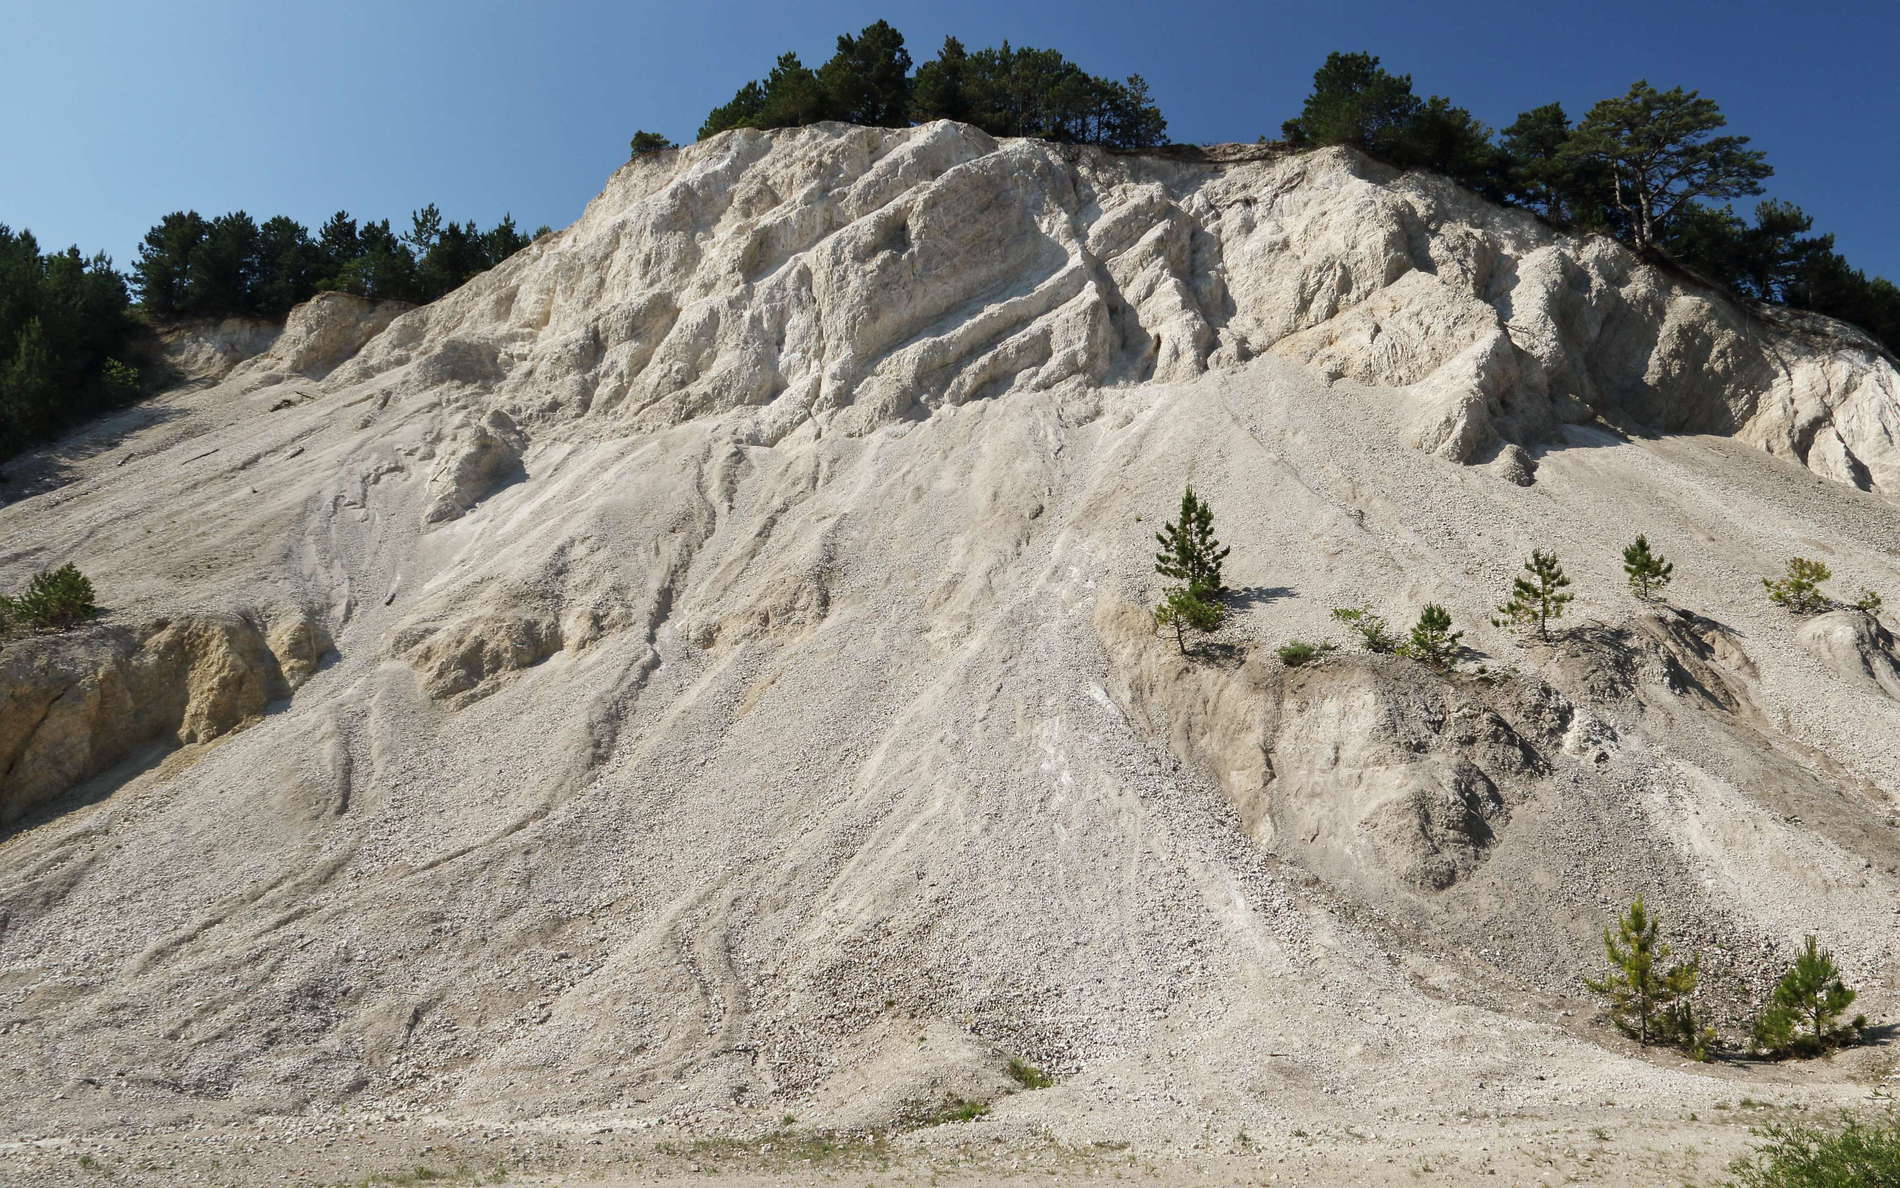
[6,0,1896,281]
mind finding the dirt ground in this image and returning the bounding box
[2,1095,1887,1188]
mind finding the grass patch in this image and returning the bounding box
[1006,1058,1053,1090]
[934,1098,990,1123]
[1727,1112,1900,1186]
[1276,639,1336,667]
[895,1093,992,1128]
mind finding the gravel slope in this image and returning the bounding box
[3,124,1899,1184]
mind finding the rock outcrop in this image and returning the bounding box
[327,123,1900,491]
[1799,608,1900,699]
[422,409,527,523]
[153,315,282,383]
[0,610,330,823]
[233,292,413,386]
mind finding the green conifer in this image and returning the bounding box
[1763,557,1833,614]
[1153,586,1223,654]
[0,563,98,633]
[1153,486,1230,598]
[1583,897,1702,1049]
[1494,550,1573,640]
[1622,535,1673,601]
[1331,605,1398,652]
[1752,936,1864,1057]
[1396,603,1462,669]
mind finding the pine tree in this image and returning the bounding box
[911,36,972,123]
[1622,535,1674,601]
[1763,557,1833,614]
[1560,81,1772,253]
[480,215,530,268]
[1153,586,1223,654]
[0,563,98,633]
[698,80,767,139]
[752,52,834,128]
[629,130,677,157]
[1583,897,1702,1049]
[132,210,210,317]
[404,204,444,258]
[1752,936,1864,1057]
[1281,51,1419,151]
[1494,550,1573,640]
[253,215,321,318]
[184,211,261,316]
[1662,999,1717,1062]
[818,20,913,126]
[1396,603,1462,669]
[1153,486,1230,599]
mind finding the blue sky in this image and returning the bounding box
[6,0,1896,281]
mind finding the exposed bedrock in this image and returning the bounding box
[324,123,1899,491]
[1799,608,1900,699]
[1098,601,1780,902]
[233,291,414,387]
[0,609,332,824]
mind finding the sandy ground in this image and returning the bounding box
[0,1102,1855,1186]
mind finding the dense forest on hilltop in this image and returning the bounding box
[687,22,1167,149]
[0,205,544,464]
[0,227,139,459]
[4,35,1899,465]
[133,205,547,319]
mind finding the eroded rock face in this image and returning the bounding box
[154,316,282,383]
[1096,598,1789,899]
[325,123,1900,491]
[423,410,527,524]
[397,603,562,706]
[6,124,1900,1138]
[1097,601,1567,892]
[0,610,331,824]
[1267,660,1567,890]
[1798,609,1900,699]
[233,292,412,386]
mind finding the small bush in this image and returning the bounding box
[1331,605,1398,652]
[1727,1112,1900,1187]
[1855,589,1884,616]
[101,358,140,394]
[1276,640,1336,667]
[1764,558,1834,615]
[1395,603,1463,670]
[0,563,100,633]
[1006,1058,1053,1090]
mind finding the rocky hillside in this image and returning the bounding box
[3,122,1900,1178]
